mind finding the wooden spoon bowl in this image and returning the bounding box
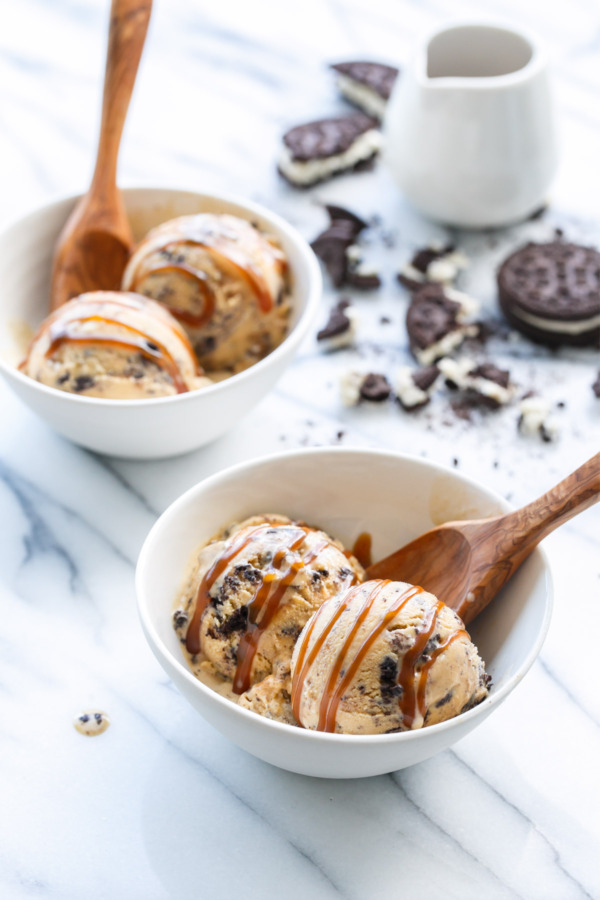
[50,0,152,310]
[367,452,600,625]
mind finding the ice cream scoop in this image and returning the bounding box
[173,514,365,714]
[20,290,207,399]
[291,579,489,735]
[122,214,290,374]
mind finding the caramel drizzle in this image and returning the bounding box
[45,315,190,393]
[398,600,445,728]
[132,235,276,326]
[185,523,356,695]
[292,581,424,732]
[232,535,330,694]
[292,581,468,733]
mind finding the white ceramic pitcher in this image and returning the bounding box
[384,23,558,228]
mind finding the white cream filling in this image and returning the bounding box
[415,325,478,366]
[279,129,382,186]
[511,306,600,335]
[340,370,365,406]
[335,75,387,119]
[518,396,559,439]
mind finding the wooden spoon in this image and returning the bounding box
[366,452,600,625]
[50,0,152,311]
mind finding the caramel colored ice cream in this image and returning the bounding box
[122,214,290,375]
[20,291,208,399]
[291,579,489,735]
[173,515,365,721]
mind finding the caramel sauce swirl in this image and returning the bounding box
[45,314,190,393]
[185,522,357,695]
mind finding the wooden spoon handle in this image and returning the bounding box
[92,0,152,193]
[457,453,600,624]
[497,451,600,553]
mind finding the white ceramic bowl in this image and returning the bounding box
[0,188,321,458]
[136,448,553,779]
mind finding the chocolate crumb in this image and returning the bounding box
[56,372,70,385]
[593,371,600,399]
[73,375,95,392]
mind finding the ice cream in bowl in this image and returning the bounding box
[136,448,552,778]
[0,188,320,457]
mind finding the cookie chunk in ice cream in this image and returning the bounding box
[20,291,208,399]
[122,214,290,374]
[291,579,489,734]
[173,515,365,720]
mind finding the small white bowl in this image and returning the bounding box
[136,448,553,779]
[0,188,321,458]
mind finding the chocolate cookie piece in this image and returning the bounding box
[359,373,391,402]
[312,208,380,289]
[311,220,359,287]
[439,358,514,409]
[497,240,600,346]
[592,370,600,398]
[324,205,368,234]
[406,284,479,365]
[396,365,440,410]
[317,300,357,350]
[331,61,399,119]
[398,244,468,291]
[279,113,381,187]
[340,370,390,405]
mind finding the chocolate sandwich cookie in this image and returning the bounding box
[406,284,479,365]
[398,244,468,291]
[331,61,399,119]
[439,358,515,409]
[497,240,600,346]
[279,113,381,187]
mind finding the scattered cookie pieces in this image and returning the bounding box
[439,358,515,409]
[398,243,468,290]
[311,205,381,289]
[279,113,381,187]
[592,370,600,398]
[395,365,441,410]
[330,61,399,120]
[341,370,391,405]
[517,395,560,442]
[406,284,479,365]
[317,299,358,350]
[497,240,600,347]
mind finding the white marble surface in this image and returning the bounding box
[1,0,599,897]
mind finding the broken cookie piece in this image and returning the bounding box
[398,243,468,290]
[518,396,560,442]
[317,300,358,350]
[331,61,399,119]
[395,365,441,410]
[311,206,380,289]
[439,358,515,409]
[340,370,391,406]
[279,113,381,187]
[406,284,479,365]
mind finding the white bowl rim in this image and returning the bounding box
[0,186,322,407]
[136,446,554,746]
